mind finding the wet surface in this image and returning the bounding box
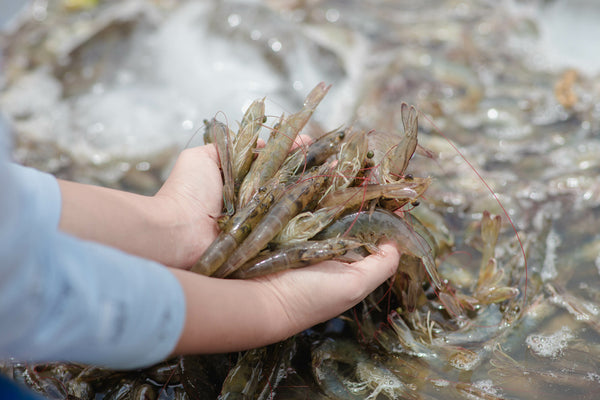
[2,0,600,398]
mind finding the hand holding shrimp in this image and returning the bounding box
[58,134,401,355]
[170,242,400,354]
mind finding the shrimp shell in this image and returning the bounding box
[319,177,431,210]
[206,118,236,216]
[232,98,265,190]
[315,208,443,290]
[214,163,332,278]
[237,82,330,207]
[191,182,283,276]
[231,238,364,279]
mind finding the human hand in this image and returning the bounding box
[154,145,224,267]
[170,243,399,354]
[155,135,312,268]
[252,243,400,338]
[159,137,401,353]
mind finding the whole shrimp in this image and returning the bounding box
[312,339,417,400]
[232,98,265,191]
[218,347,267,399]
[312,339,369,400]
[329,128,369,191]
[319,177,431,210]
[237,82,330,207]
[316,208,443,290]
[191,181,284,276]
[367,102,419,184]
[231,238,364,279]
[205,118,236,216]
[274,177,431,244]
[214,163,332,278]
[276,128,347,182]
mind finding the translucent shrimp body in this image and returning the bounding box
[206,118,236,216]
[367,102,419,184]
[214,164,332,278]
[191,182,283,276]
[316,208,443,290]
[232,98,265,190]
[319,177,431,210]
[231,238,363,279]
[237,82,330,207]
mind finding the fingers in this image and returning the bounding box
[252,243,400,339]
[346,243,400,292]
[308,243,399,306]
[181,143,220,167]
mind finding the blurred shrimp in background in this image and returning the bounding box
[2,0,600,399]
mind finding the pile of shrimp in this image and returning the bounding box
[192,82,443,297]
[189,83,523,399]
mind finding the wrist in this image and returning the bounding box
[58,180,169,262]
[151,193,218,268]
[170,269,291,354]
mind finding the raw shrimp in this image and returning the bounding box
[312,339,417,400]
[274,178,431,244]
[479,210,501,273]
[276,127,346,181]
[329,128,369,191]
[316,208,443,290]
[319,177,431,210]
[312,339,369,400]
[273,206,342,244]
[232,98,265,190]
[218,348,267,399]
[231,238,364,279]
[191,181,283,276]
[366,103,419,184]
[237,82,330,207]
[214,163,332,278]
[206,118,236,216]
[385,102,419,180]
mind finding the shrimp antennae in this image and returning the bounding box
[420,112,528,309]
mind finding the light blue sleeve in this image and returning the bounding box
[0,157,186,369]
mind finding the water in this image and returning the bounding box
[2,0,600,398]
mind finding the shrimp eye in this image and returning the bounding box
[366,150,374,159]
[262,116,268,123]
[337,130,346,140]
[405,174,414,180]
[411,200,420,207]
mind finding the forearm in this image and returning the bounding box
[169,269,288,354]
[57,180,196,267]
